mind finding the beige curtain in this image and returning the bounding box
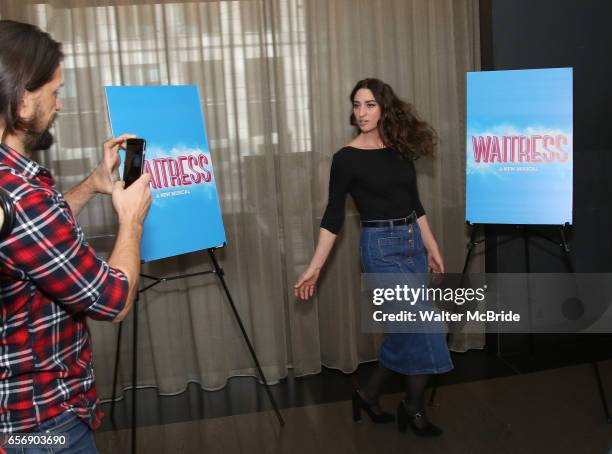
[0,0,482,399]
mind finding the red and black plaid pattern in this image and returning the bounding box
[0,144,128,433]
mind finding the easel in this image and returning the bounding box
[109,247,285,454]
[429,223,610,423]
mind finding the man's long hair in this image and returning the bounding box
[0,20,64,138]
[349,78,438,160]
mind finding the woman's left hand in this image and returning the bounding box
[416,215,445,274]
[427,248,445,274]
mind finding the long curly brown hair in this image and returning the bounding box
[349,78,438,159]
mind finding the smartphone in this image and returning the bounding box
[123,138,146,188]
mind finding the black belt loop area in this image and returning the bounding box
[360,212,418,228]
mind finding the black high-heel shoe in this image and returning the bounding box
[351,390,395,424]
[397,401,442,437]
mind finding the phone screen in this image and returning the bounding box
[123,138,146,188]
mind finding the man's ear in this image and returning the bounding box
[18,90,36,123]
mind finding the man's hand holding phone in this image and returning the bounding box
[90,134,135,195]
[113,136,151,226]
[112,174,152,228]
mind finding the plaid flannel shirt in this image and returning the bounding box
[0,144,128,433]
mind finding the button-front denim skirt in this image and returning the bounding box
[360,219,453,375]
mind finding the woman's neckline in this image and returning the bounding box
[345,145,390,151]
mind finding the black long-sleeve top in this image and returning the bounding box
[320,146,425,234]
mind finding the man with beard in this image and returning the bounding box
[0,20,152,452]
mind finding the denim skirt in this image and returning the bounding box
[360,218,453,375]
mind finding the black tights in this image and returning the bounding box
[360,363,429,414]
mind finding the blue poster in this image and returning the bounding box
[105,85,226,262]
[466,68,573,225]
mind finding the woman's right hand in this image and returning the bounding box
[294,266,321,301]
[294,228,337,301]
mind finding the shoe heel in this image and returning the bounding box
[352,392,362,422]
[397,418,407,433]
[397,402,407,433]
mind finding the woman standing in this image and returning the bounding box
[294,78,451,437]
